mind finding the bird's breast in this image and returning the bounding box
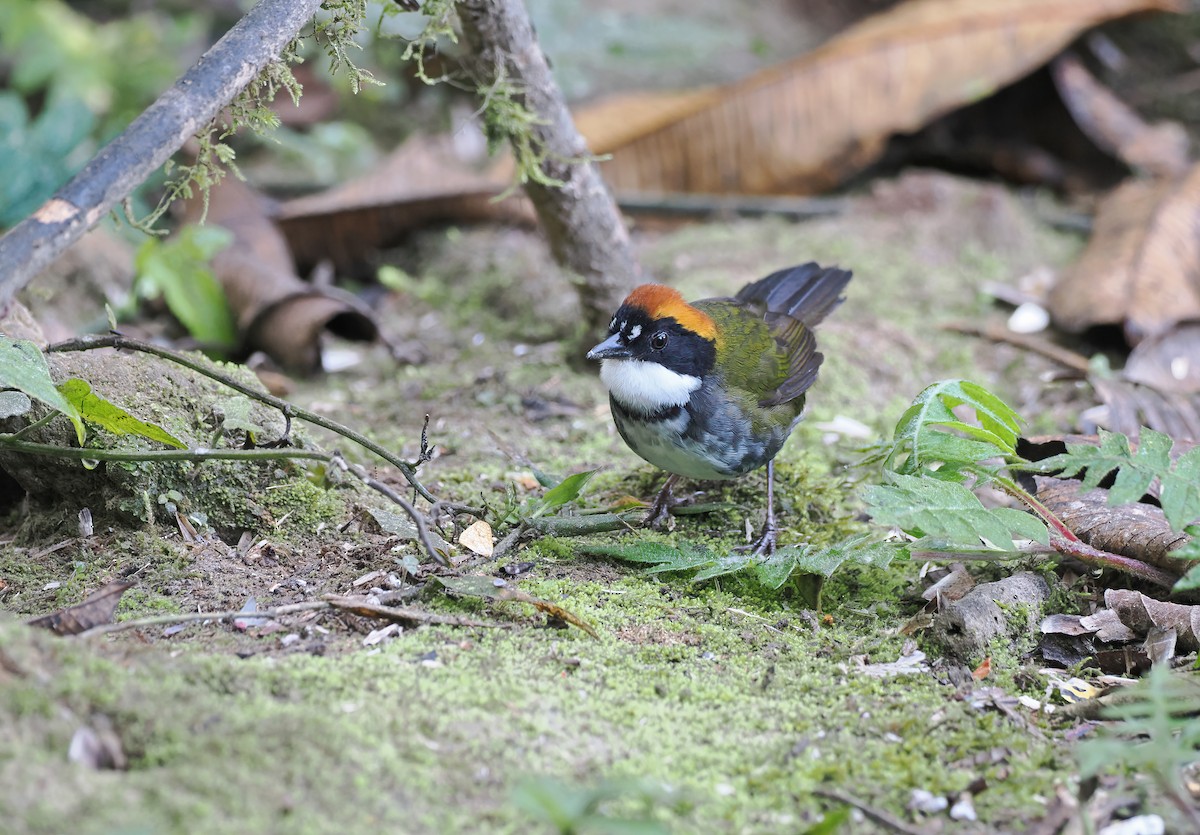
[600,358,701,416]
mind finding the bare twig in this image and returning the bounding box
[945,321,1091,375]
[0,0,325,306]
[323,594,495,628]
[47,334,441,503]
[336,457,450,567]
[77,601,330,637]
[0,437,333,465]
[77,594,495,638]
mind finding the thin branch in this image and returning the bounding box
[77,594,495,638]
[0,0,326,307]
[944,321,1092,375]
[336,457,450,567]
[46,334,440,503]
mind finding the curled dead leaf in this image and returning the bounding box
[1051,53,1189,178]
[27,581,133,636]
[186,175,378,373]
[578,0,1181,196]
[277,135,533,269]
[457,520,495,557]
[1048,164,1200,345]
[1034,476,1193,574]
[1102,588,1200,653]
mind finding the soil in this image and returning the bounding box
[0,172,1170,833]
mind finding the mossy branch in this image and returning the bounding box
[47,334,440,503]
[0,0,328,305]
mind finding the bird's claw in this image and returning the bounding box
[643,474,680,531]
[735,524,778,558]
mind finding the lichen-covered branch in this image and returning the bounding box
[0,0,326,309]
[456,0,640,332]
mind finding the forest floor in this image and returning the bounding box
[2,171,1133,833]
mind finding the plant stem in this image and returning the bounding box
[1052,533,1176,589]
[992,473,1176,588]
[46,334,438,502]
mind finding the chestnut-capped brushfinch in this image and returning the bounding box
[587,263,851,553]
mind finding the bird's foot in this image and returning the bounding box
[736,523,778,558]
[643,475,680,531]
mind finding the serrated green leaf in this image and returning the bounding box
[1038,429,1198,531]
[864,473,1047,551]
[690,553,756,581]
[529,468,598,519]
[1110,429,1171,504]
[0,338,84,444]
[576,541,694,565]
[576,540,722,578]
[57,379,185,449]
[754,549,802,589]
[1162,449,1200,531]
[884,379,1020,477]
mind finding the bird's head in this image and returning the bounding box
[587,284,718,374]
[587,285,718,413]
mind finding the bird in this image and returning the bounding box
[586,262,851,555]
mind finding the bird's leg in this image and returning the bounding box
[739,460,778,557]
[644,473,680,530]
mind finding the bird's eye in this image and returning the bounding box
[650,331,669,350]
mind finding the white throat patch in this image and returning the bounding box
[600,359,701,413]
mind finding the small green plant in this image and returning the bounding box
[132,224,237,350]
[862,379,1197,591]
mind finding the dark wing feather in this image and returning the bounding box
[735,263,851,407]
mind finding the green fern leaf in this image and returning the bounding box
[864,473,1048,551]
[1038,429,1199,530]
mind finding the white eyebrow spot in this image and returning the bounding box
[610,318,618,331]
[627,324,642,340]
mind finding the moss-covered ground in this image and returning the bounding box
[2,173,1105,832]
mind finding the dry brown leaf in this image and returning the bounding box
[1089,374,1200,442]
[185,175,378,373]
[1102,588,1200,652]
[458,520,495,557]
[577,0,1181,195]
[1051,53,1189,178]
[1047,164,1200,345]
[277,134,534,269]
[27,581,133,636]
[1034,475,1193,574]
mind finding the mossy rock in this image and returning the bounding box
[0,349,340,537]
